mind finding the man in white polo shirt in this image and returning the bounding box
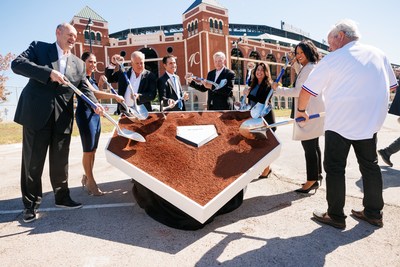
[297,19,398,229]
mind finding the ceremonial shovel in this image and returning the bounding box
[64,78,146,142]
[239,112,325,139]
[105,81,139,123]
[250,54,290,119]
[191,75,227,90]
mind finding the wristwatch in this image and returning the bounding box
[297,108,306,112]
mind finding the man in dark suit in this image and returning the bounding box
[157,55,189,111]
[12,23,103,223]
[186,51,235,110]
[105,51,157,113]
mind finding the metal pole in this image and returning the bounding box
[89,25,92,53]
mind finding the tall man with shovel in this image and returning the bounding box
[12,23,104,223]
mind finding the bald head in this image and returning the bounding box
[56,23,77,53]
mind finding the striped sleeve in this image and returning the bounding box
[301,85,318,97]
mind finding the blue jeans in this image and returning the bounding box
[324,131,383,222]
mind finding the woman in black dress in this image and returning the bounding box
[76,52,124,195]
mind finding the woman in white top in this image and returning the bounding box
[272,40,325,193]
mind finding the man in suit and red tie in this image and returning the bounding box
[12,23,103,223]
[157,55,189,111]
[186,51,236,110]
[105,51,157,113]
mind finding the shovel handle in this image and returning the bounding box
[64,79,98,110]
[295,112,324,122]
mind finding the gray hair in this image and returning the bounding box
[131,51,145,60]
[213,51,226,61]
[329,19,361,40]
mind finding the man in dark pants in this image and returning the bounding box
[12,23,103,223]
[186,51,235,110]
[297,19,398,229]
[378,84,400,167]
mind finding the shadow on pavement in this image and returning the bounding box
[1,181,305,255]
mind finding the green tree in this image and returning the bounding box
[0,52,15,103]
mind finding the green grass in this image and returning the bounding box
[0,110,291,145]
[0,115,120,145]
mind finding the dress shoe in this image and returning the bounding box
[23,208,36,223]
[312,210,346,229]
[86,183,105,196]
[351,209,383,227]
[295,181,319,194]
[55,196,82,209]
[378,149,393,167]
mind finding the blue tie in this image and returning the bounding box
[172,76,183,109]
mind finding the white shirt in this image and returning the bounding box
[214,67,225,82]
[56,42,70,75]
[302,41,397,140]
[124,71,142,107]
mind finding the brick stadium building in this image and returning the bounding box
[69,0,330,110]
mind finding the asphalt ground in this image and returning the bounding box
[0,114,399,266]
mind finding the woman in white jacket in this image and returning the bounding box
[273,40,325,193]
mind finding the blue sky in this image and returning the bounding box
[1,0,399,87]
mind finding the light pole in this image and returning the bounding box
[86,18,93,53]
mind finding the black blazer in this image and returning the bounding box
[190,67,235,110]
[247,83,276,131]
[106,67,157,112]
[157,72,186,111]
[12,41,96,134]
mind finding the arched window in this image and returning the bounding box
[96,32,101,42]
[188,24,191,32]
[90,32,95,41]
[191,22,194,32]
[84,31,89,40]
[219,21,223,30]
[195,20,198,30]
[231,48,244,85]
[249,51,261,60]
[214,20,218,29]
[209,19,213,28]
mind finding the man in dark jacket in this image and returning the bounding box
[12,23,103,223]
[186,51,235,110]
[105,51,157,113]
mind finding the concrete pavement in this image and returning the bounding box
[0,114,399,266]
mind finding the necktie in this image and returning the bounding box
[172,76,183,109]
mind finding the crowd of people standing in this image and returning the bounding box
[12,19,398,231]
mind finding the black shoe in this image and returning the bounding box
[23,208,36,223]
[378,149,393,167]
[295,181,319,194]
[312,211,346,229]
[302,176,322,186]
[351,209,383,227]
[55,197,82,209]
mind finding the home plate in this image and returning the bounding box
[176,125,218,147]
